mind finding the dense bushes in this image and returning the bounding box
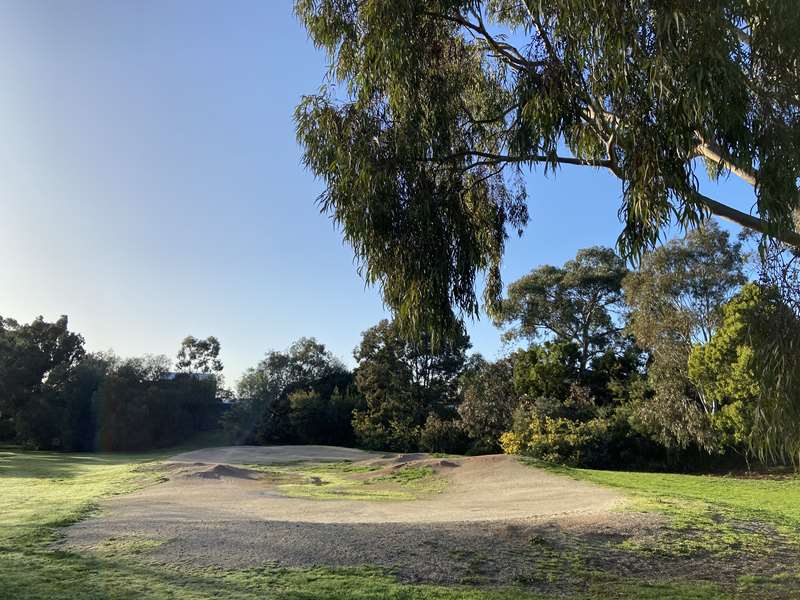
[501,386,661,469]
[349,320,469,452]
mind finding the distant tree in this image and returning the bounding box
[19,353,113,451]
[296,0,800,343]
[128,354,172,381]
[0,315,85,444]
[623,223,746,452]
[458,355,518,451]
[750,225,800,318]
[352,319,470,451]
[176,336,223,375]
[289,386,361,446]
[94,363,154,451]
[94,358,219,452]
[496,247,627,374]
[226,338,350,444]
[419,413,471,454]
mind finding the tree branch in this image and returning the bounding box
[423,11,544,72]
[694,191,800,247]
[693,134,758,187]
[430,150,613,168]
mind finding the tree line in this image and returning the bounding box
[0,330,225,451]
[3,222,799,469]
[227,222,800,469]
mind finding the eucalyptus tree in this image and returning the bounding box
[230,338,348,443]
[295,0,800,340]
[0,315,85,419]
[176,335,223,375]
[495,246,627,374]
[623,222,747,451]
[458,355,518,450]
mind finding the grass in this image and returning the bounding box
[1,446,794,599]
[247,462,447,501]
[520,458,800,596]
[555,466,800,525]
[0,448,168,549]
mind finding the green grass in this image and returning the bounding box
[538,461,800,552]
[0,448,168,549]
[0,448,546,599]
[520,459,800,596]
[1,447,788,599]
[552,466,800,525]
[248,462,447,501]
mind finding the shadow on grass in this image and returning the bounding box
[0,547,551,600]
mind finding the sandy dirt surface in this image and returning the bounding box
[169,444,388,465]
[63,445,635,585]
[80,446,623,524]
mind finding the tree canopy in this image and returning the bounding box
[352,319,470,451]
[176,335,223,375]
[623,223,747,451]
[296,0,800,339]
[495,246,627,373]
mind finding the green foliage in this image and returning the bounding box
[503,384,647,468]
[0,314,226,452]
[289,386,361,446]
[689,283,800,465]
[225,337,357,446]
[457,355,518,452]
[688,284,763,454]
[176,335,223,375]
[352,319,470,452]
[0,315,86,442]
[419,413,471,454]
[742,287,800,466]
[296,0,800,342]
[512,341,581,401]
[94,366,220,452]
[624,223,746,453]
[496,247,627,373]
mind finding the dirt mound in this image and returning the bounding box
[74,447,623,525]
[362,456,462,479]
[169,445,386,465]
[180,464,264,480]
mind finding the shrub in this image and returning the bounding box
[419,414,470,454]
[502,385,661,468]
[352,411,421,452]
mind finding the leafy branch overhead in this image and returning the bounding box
[295,0,800,337]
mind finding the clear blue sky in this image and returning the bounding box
[0,1,755,384]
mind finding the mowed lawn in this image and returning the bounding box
[1,448,798,600]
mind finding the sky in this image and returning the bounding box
[0,1,757,385]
